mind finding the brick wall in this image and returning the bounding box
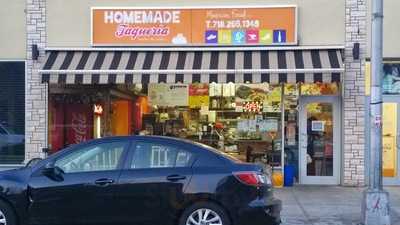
[25,0,47,161]
[343,0,367,186]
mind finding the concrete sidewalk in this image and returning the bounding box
[274,186,400,225]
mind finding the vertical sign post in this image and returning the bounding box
[363,0,391,224]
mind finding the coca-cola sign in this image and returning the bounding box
[71,113,88,144]
[66,104,93,145]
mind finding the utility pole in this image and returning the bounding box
[362,0,391,224]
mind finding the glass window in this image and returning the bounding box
[55,141,126,173]
[0,62,25,164]
[131,142,193,169]
[301,83,339,96]
[383,63,400,95]
[306,103,334,177]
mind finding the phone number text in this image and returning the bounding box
[206,20,260,29]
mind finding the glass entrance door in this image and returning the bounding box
[299,96,340,185]
[382,97,400,185]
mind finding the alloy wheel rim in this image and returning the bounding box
[186,208,222,225]
[0,209,6,225]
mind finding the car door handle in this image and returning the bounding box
[166,174,186,182]
[94,178,114,186]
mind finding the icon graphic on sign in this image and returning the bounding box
[172,33,188,44]
[259,29,273,44]
[232,30,245,44]
[205,30,218,44]
[273,30,286,43]
[246,29,259,43]
[218,30,232,44]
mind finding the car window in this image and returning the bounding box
[130,142,193,169]
[55,141,127,173]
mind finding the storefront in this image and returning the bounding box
[365,62,400,185]
[38,5,345,184]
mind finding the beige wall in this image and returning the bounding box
[367,0,400,58]
[0,0,26,59]
[47,0,345,47]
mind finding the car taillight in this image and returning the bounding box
[233,172,270,187]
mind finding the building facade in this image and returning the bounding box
[0,0,398,186]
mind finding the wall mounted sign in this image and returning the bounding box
[311,120,325,132]
[189,84,209,108]
[148,84,189,106]
[92,6,297,46]
[93,104,103,115]
[243,101,263,113]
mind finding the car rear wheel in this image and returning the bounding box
[0,200,16,225]
[179,202,230,225]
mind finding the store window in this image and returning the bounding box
[284,84,299,178]
[49,82,340,183]
[301,83,339,96]
[142,83,285,168]
[48,85,142,153]
[365,62,400,96]
[383,63,400,95]
[0,61,25,164]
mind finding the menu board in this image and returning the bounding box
[148,84,189,106]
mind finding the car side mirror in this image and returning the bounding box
[42,163,64,181]
[25,158,43,168]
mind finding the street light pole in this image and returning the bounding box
[362,0,391,224]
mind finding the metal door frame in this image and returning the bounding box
[298,96,341,185]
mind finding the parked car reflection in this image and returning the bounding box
[0,123,24,163]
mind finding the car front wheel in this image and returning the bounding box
[179,202,231,225]
[0,200,16,225]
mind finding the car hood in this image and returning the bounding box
[0,167,30,194]
[0,167,30,181]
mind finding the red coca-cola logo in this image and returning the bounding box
[71,113,88,144]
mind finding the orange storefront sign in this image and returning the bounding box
[92,6,297,46]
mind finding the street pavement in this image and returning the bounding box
[274,185,400,225]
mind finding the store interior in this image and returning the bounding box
[48,82,339,181]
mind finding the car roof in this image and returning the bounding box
[92,135,206,146]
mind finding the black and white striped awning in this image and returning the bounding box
[40,48,344,84]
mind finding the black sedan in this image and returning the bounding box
[0,136,281,225]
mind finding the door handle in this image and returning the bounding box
[94,178,114,186]
[166,174,186,182]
